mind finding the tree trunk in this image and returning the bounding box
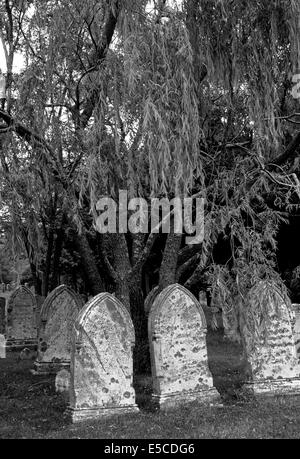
[74,229,104,295]
[159,232,182,289]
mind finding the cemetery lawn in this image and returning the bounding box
[1,330,300,439]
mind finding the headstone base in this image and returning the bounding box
[151,387,220,411]
[6,339,37,352]
[243,377,300,396]
[66,404,139,423]
[33,360,70,375]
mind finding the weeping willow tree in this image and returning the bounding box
[1,0,300,357]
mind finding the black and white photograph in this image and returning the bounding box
[0,0,300,444]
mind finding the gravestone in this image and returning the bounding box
[0,297,5,335]
[292,304,300,361]
[6,286,37,351]
[68,292,138,422]
[34,285,82,374]
[148,284,219,410]
[243,281,300,395]
[55,369,71,400]
[0,334,5,359]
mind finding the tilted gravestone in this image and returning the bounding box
[292,304,300,361]
[243,281,300,395]
[34,285,82,374]
[68,292,138,422]
[148,284,219,410]
[6,286,37,351]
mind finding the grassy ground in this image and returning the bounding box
[1,329,300,439]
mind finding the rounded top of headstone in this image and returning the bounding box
[148,283,207,330]
[74,292,135,342]
[41,285,83,322]
[7,285,37,308]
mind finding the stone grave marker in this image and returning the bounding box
[34,285,82,374]
[243,281,300,395]
[0,334,5,359]
[68,292,138,422]
[148,283,219,410]
[6,286,37,351]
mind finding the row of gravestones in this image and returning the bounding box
[1,282,300,423]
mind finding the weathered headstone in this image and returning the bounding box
[68,292,138,422]
[34,285,82,374]
[0,297,6,335]
[0,334,5,359]
[6,286,37,351]
[292,304,300,361]
[243,281,300,395]
[148,284,219,410]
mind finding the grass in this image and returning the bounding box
[1,329,300,439]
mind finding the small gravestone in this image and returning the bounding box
[34,285,82,375]
[55,369,71,400]
[243,282,300,395]
[0,334,5,359]
[0,297,6,335]
[293,304,300,361]
[67,292,138,422]
[6,286,37,351]
[148,284,219,410]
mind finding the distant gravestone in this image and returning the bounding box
[0,297,5,335]
[243,282,300,395]
[148,284,219,410]
[292,304,300,360]
[0,334,5,359]
[68,292,138,422]
[55,369,71,400]
[6,286,37,351]
[34,285,82,374]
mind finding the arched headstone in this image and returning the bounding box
[243,281,300,395]
[6,286,37,351]
[148,284,219,410]
[68,293,138,422]
[34,285,82,374]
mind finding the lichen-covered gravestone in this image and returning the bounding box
[148,284,219,410]
[243,281,300,395]
[6,286,37,351]
[68,292,138,422]
[34,285,82,374]
[292,304,300,361]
